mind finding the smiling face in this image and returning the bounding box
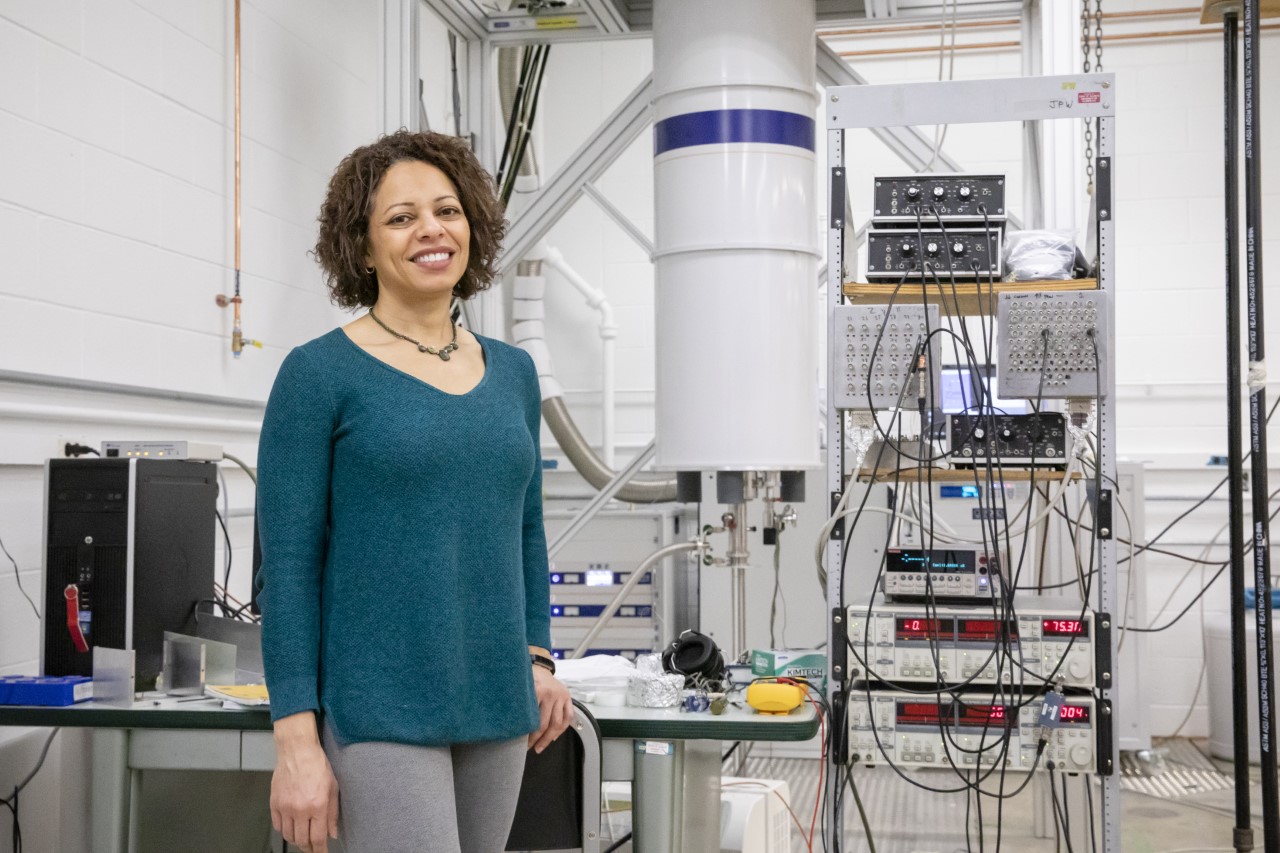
[364,159,471,304]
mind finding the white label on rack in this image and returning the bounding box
[637,741,673,756]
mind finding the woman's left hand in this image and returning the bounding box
[529,666,573,753]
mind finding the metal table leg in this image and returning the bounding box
[89,729,130,853]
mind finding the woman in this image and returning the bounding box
[256,130,573,853]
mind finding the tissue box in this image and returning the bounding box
[0,675,94,706]
[749,649,826,689]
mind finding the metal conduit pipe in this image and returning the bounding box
[542,396,677,503]
[512,255,677,503]
[497,46,539,184]
[569,539,709,658]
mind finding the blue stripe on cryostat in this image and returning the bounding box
[653,109,816,155]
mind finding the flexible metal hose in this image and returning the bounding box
[542,396,677,503]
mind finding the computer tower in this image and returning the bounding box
[42,458,218,690]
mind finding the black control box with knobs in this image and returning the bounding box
[866,228,1003,281]
[947,412,1069,467]
[872,174,1006,222]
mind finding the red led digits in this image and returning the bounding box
[1060,705,1089,722]
[1042,619,1088,636]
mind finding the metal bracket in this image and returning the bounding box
[1097,488,1113,539]
[1097,698,1115,775]
[1096,156,1112,221]
[830,168,847,230]
[1095,611,1113,690]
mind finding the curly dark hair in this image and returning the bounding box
[314,130,507,308]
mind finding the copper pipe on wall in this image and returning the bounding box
[837,23,1279,59]
[231,0,245,356]
[1099,6,1200,21]
[819,6,1204,39]
[838,40,1018,58]
[234,0,241,277]
[820,18,1018,37]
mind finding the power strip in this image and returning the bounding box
[997,290,1111,399]
[834,303,942,410]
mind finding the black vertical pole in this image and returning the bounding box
[1223,10,1254,853]
[1243,0,1280,848]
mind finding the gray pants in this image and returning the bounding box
[322,724,528,853]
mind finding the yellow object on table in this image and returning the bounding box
[745,682,806,716]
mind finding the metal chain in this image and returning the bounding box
[1082,0,1104,194]
[1093,0,1104,73]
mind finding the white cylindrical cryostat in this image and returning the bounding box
[651,0,820,471]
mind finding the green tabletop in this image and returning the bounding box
[0,697,818,742]
[580,701,818,741]
[0,697,272,731]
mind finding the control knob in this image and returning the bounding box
[925,242,941,257]
[999,427,1015,441]
[951,241,967,256]
[905,185,922,201]
[931,186,946,200]
[958,186,973,200]
[1070,744,1092,768]
[899,241,916,257]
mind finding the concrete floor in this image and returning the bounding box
[599,739,1270,853]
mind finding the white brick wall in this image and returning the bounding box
[0,1,381,847]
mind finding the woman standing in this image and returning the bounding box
[256,130,572,853]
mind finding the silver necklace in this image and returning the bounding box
[367,309,459,361]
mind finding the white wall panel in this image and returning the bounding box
[0,2,382,844]
[84,0,166,87]
[0,0,85,51]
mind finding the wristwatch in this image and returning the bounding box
[531,653,557,675]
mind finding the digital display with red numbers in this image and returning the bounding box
[896,702,947,726]
[1059,704,1090,723]
[956,618,1018,642]
[895,701,1016,728]
[895,617,954,640]
[957,703,1013,728]
[1042,619,1089,637]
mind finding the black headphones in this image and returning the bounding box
[661,630,725,685]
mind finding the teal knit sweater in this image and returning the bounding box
[255,329,551,746]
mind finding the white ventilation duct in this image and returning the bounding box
[651,0,821,471]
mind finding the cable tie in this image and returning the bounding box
[1248,360,1267,392]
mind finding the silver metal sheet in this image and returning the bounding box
[92,647,136,708]
[162,632,206,696]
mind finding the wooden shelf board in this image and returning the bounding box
[857,467,1080,484]
[842,279,1097,315]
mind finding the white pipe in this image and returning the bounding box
[539,245,618,468]
[513,260,676,502]
[569,539,708,659]
[0,402,261,433]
